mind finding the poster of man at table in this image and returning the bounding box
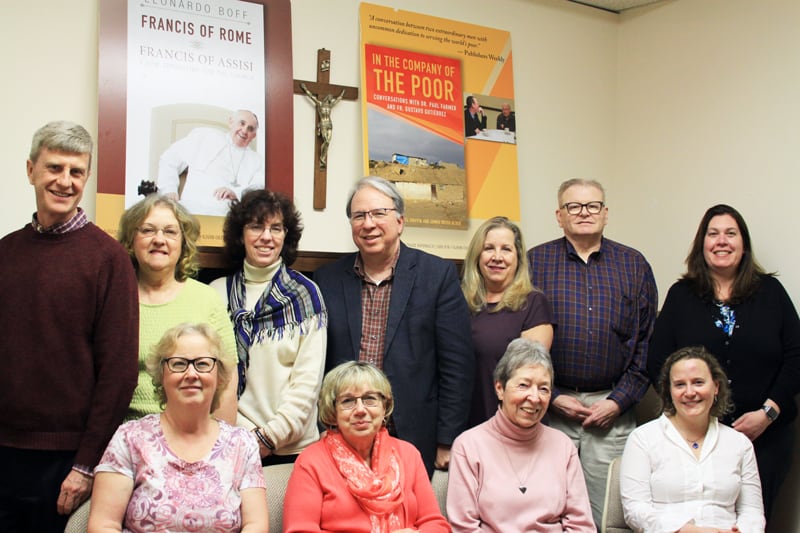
[464,92,517,145]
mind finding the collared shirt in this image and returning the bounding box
[353,248,400,369]
[527,237,657,412]
[621,415,764,533]
[31,208,89,234]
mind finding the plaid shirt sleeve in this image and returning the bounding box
[606,249,657,411]
[529,238,657,412]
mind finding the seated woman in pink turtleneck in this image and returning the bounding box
[447,338,595,533]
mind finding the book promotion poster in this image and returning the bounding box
[97,0,266,247]
[360,2,519,258]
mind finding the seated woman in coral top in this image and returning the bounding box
[283,361,450,533]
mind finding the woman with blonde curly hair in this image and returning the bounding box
[118,194,237,423]
[462,216,554,426]
[89,323,268,532]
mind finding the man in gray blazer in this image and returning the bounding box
[314,177,474,475]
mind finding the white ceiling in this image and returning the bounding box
[567,0,666,13]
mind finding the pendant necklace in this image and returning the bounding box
[500,441,533,494]
[685,436,704,450]
[681,432,704,451]
[671,416,706,452]
[227,143,247,187]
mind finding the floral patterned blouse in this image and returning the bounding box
[96,414,265,532]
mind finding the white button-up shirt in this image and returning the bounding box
[620,414,765,533]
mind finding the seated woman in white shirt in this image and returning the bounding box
[620,346,765,533]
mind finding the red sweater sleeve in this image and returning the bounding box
[74,228,139,467]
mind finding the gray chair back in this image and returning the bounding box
[601,456,633,533]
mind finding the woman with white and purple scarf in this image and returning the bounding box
[212,189,327,466]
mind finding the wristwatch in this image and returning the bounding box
[762,404,779,422]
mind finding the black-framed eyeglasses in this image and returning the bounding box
[560,201,605,215]
[336,393,385,410]
[137,225,181,240]
[244,222,286,237]
[349,208,397,224]
[162,356,218,373]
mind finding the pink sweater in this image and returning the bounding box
[283,434,450,532]
[447,409,595,532]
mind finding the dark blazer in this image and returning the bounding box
[314,242,474,475]
[464,109,487,137]
[496,112,516,132]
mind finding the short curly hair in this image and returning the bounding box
[317,362,394,429]
[657,345,733,418]
[222,189,303,266]
[118,194,200,281]
[145,323,232,413]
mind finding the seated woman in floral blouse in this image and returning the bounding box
[87,323,268,533]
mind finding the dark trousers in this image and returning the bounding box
[754,421,794,526]
[0,446,75,533]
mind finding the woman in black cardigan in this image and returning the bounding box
[647,204,800,522]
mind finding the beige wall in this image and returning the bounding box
[2,0,798,529]
[291,0,618,254]
[615,1,800,530]
[615,0,800,304]
[0,2,100,237]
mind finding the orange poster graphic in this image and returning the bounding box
[361,3,519,258]
[364,43,466,229]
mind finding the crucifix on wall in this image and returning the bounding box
[293,48,359,210]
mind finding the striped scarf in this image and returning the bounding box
[225,263,327,396]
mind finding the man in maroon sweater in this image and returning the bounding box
[0,121,139,532]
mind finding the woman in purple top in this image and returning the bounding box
[88,323,268,533]
[462,216,554,427]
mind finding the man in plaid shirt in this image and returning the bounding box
[527,178,657,527]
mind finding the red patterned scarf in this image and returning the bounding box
[324,428,405,533]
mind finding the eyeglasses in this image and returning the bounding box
[244,222,286,237]
[336,393,385,410]
[162,356,218,373]
[560,201,605,215]
[349,208,397,224]
[137,225,181,240]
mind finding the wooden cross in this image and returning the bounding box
[293,48,359,210]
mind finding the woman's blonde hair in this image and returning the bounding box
[318,362,394,428]
[462,216,535,313]
[117,194,201,281]
[145,323,232,413]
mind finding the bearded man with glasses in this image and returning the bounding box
[526,178,658,528]
[314,176,474,477]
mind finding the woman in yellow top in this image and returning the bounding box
[118,194,237,422]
